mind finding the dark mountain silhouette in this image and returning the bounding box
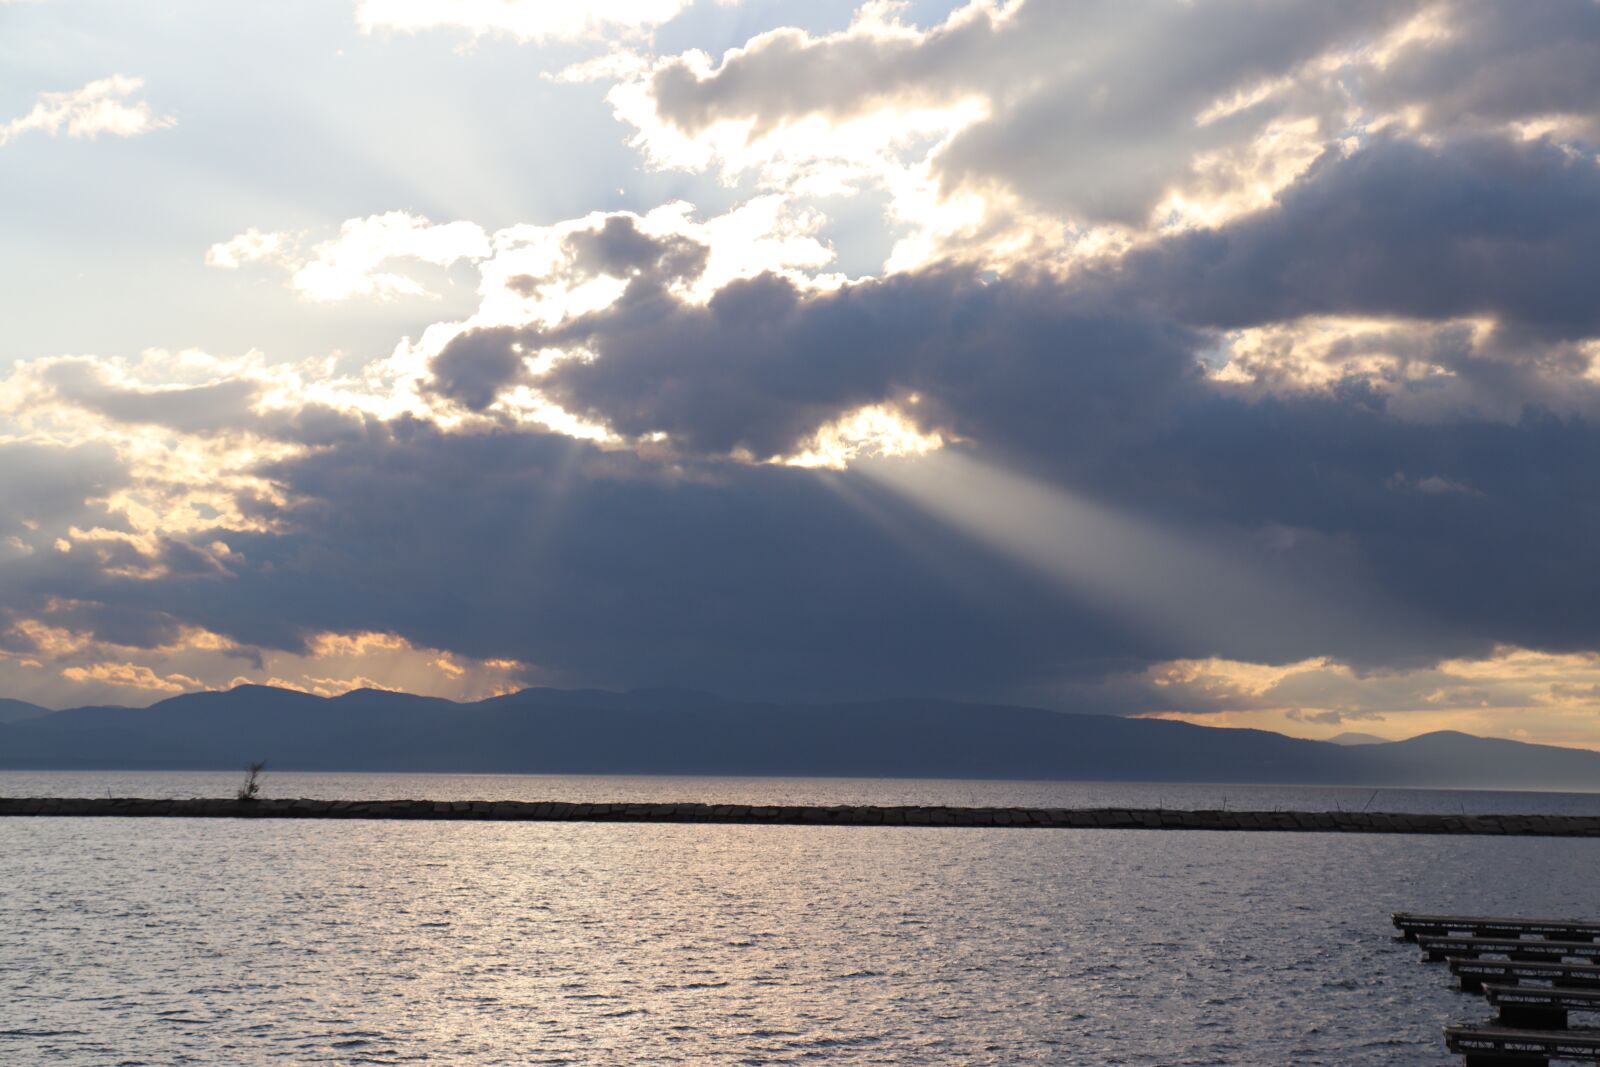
[1,685,1596,790]
[0,698,50,725]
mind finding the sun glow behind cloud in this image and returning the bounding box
[1132,647,1600,752]
[781,403,944,470]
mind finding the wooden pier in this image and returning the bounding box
[1420,936,1600,964]
[1450,959,1600,993]
[1394,912,1600,1065]
[1483,985,1600,1031]
[1444,1026,1600,1066]
[1396,914,1600,943]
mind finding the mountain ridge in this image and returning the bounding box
[0,697,51,725]
[1,684,1596,791]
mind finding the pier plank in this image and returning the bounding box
[1483,984,1600,1030]
[1445,1024,1600,1065]
[1396,914,1600,943]
[1449,959,1600,993]
[1421,936,1600,964]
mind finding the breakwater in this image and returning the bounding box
[3,796,1600,835]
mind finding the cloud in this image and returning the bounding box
[1098,135,1600,340]
[59,661,202,694]
[204,228,288,270]
[563,214,710,282]
[0,441,127,541]
[12,2,1600,750]
[39,359,263,435]
[452,133,1600,459]
[206,212,491,302]
[17,147,1600,725]
[593,0,1600,275]
[354,0,699,44]
[520,265,1199,459]
[394,134,1600,447]
[599,0,1421,268]
[1130,647,1600,750]
[1360,0,1600,142]
[406,197,834,424]
[0,75,174,147]
[0,603,528,706]
[171,423,1167,700]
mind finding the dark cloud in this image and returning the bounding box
[431,134,1600,457]
[29,599,188,651]
[0,441,228,654]
[563,215,709,282]
[93,382,1590,705]
[35,127,1575,702]
[36,357,370,444]
[15,5,1600,710]
[1361,0,1600,140]
[427,326,528,412]
[188,422,1164,698]
[42,360,261,434]
[1101,135,1600,338]
[356,131,1600,693]
[429,215,712,413]
[931,1,1405,224]
[17,306,1600,704]
[512,266,1196,458]
[0,441,126,539]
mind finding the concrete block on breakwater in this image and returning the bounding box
[2,796,1600,836]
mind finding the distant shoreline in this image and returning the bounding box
[5,797,1600,836]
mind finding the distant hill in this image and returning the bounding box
[1327,731,1389,746]
[0,685,1597,791]
[0,698,51,725]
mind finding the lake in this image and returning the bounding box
[2,774,1597,1064]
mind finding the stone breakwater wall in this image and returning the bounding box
[2,797,1600,836]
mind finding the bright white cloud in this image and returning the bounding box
[354,0,698,43]
[207,212,492,302]
[0,75,174,147]
[204,228,287,270]
[782,403,944,469]
[293,213,492,301]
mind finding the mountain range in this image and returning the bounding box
[1,685,1597,790]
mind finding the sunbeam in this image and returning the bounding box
[855,450,1366,659]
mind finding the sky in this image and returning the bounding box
[4,0,1600,749]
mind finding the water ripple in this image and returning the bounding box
[2,816,1597,1063]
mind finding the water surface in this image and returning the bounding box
[3,815,1596,1064]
